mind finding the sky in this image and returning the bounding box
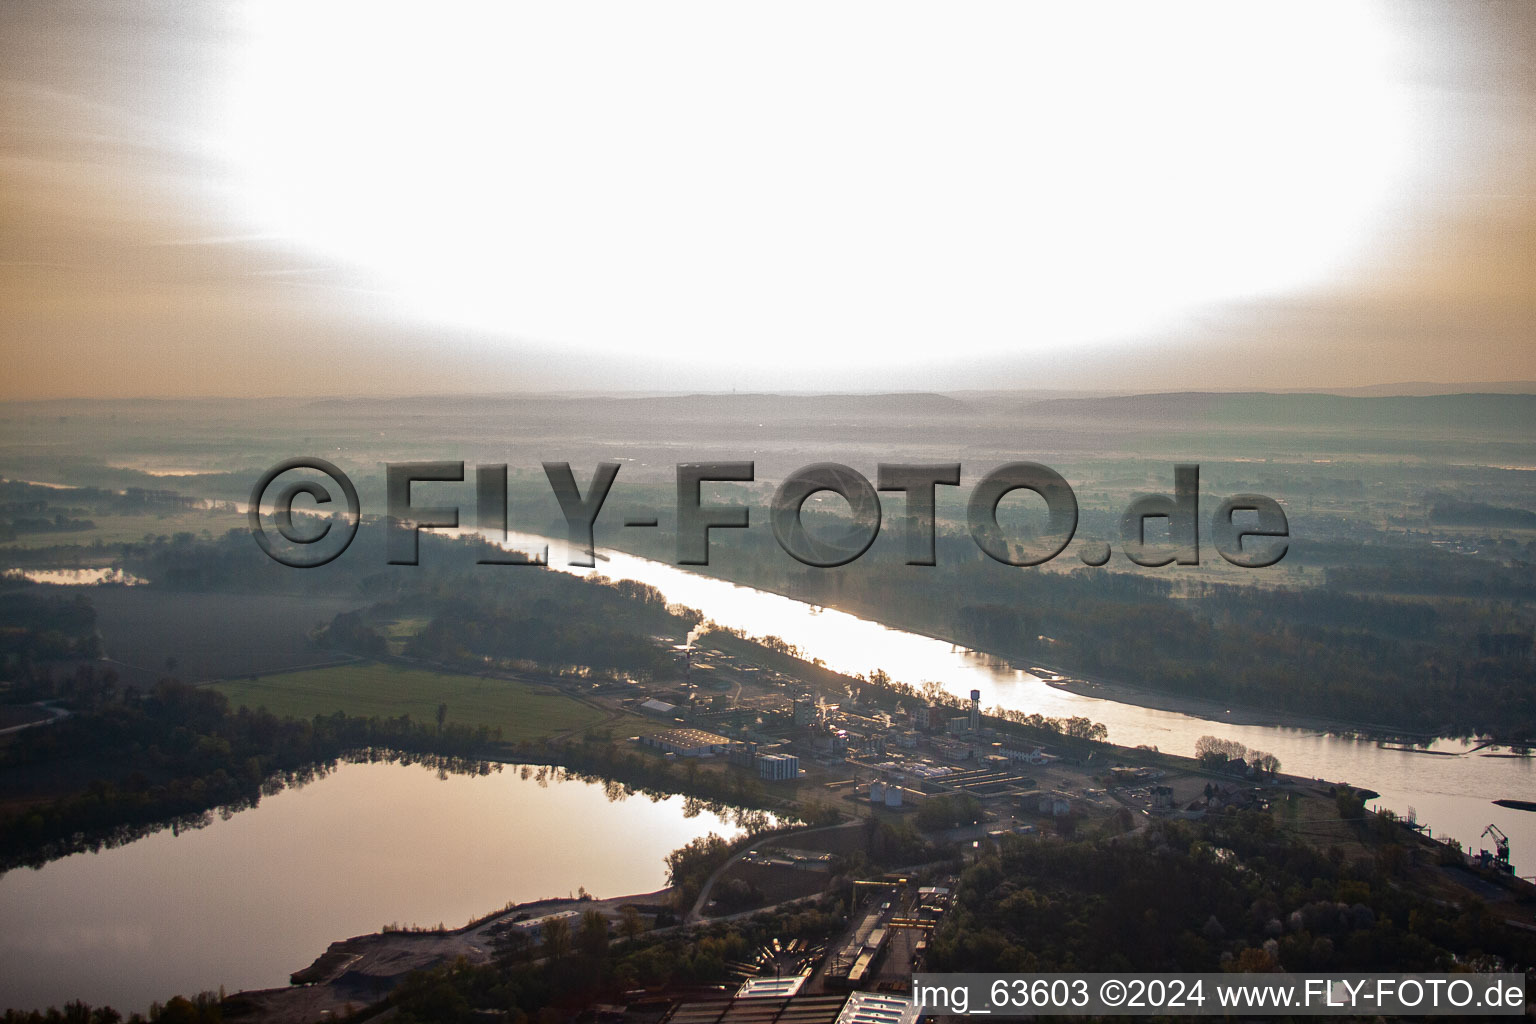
[1,1,1532,399]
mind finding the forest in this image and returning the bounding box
[0,669,503,872]
[929,810,1536,975]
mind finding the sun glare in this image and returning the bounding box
[218,2,1416,372]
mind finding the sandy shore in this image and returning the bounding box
[229,889,671,1024]
[1036,669,1439,739]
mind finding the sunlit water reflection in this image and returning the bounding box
[484,531,1535,878]
[0,761,768,1013]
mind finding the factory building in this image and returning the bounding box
[913,703,947,731]
[868,778,924,808]
[1036,791,1072,816]
[639,698,680,717]
[994,744,1048,765]
[757,752,800,781]
[643,728,733,757]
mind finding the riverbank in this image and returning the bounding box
[598,536,1472,744]
[1036,671,1446,742]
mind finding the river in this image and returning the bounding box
[6,530,1530,1011]
[488,531,1535,876]
[0,761,766,1013]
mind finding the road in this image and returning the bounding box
[685,820,861,924]
[0,701,69,737]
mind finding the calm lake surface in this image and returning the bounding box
[490,531,1536,875]
[0,761,764,1013]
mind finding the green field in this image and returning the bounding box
[211,662,610,743]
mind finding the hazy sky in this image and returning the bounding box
[2,1,1532,398]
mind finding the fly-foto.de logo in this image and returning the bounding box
[249,459,1288,571]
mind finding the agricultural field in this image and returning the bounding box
[211,661,613,743]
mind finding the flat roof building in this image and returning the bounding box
[835,993,920,1024]
[644,728,733,756]
[735,976,807,1000]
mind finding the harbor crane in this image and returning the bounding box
[1477,824,1513,874]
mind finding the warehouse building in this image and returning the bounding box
[643,728,733,757]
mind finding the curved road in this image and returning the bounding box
[0,701,69,737]
[686,820,862,924]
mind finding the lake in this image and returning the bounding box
[0,761,764,1013]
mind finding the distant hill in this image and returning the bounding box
[1018,392,1536,434]
[602,392,973,417]
[312,390,974,418]
[1276,381,1536,397]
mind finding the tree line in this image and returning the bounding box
[0,671,502,873]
